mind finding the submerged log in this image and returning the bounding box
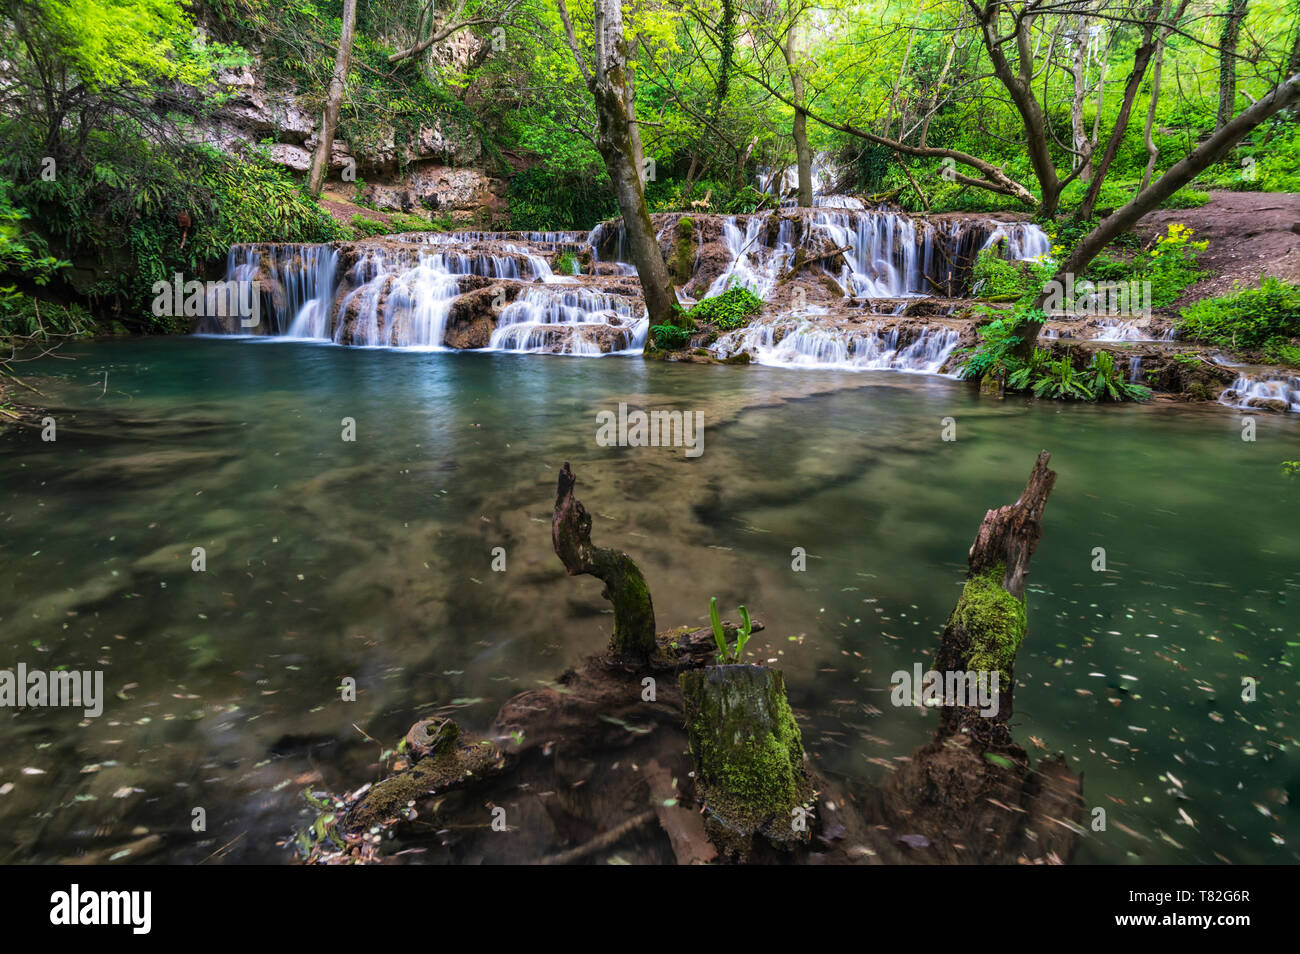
[552,461,657,662]
[679,664,813,859]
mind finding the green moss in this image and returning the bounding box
[679,666,811,849]
[947,565,1027,687]
[670,215,696,286]
[610,564,656,658]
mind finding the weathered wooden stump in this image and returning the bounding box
[680,664,813,859]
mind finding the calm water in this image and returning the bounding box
[1,337,1297,864]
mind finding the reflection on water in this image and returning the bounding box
[0,338,1296,863]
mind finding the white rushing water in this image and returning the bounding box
[224,241,634,353]
[713,314,961,374]
[1219,373,1300,412]
[218,207,1047,368]
[487,288,646,356]
[979,223,1051,261]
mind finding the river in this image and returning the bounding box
[0,336,1296,863]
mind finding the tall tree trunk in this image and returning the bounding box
[1016,72,1300,357]
[1069,15,1094,182]
[975,6,1062,215]
[1140,36,1168,191]
[560,0,677,323]
[786,20,813,207]
[1217,0,1249,129]
[308,0,357,198]
[625,64,647,184]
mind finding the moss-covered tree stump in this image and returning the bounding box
[679,665,812,858]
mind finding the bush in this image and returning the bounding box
[687,284,764,330]
[649,324,694,350]
[959,309,1150,403]
[1176,277,1300,364]
[4,139,343,329]
[971,250,1051,302]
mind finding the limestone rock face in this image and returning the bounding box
[361,165,505,215]
[182,23,498,219]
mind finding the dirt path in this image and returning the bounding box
[1138,191,1300,306]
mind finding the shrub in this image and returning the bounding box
[649,323,693,350]
[687,284,764,330]
[1176,277,1300,364]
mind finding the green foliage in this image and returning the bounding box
[708,596,752,664]
[553,251,580,276]
[958,310,1030,381]
[971,249,1051,303]
[345,211,435,239]
[649,323,694,350]
[1074,223,1207,309]
[0,181,71,329]
[960,310,1150,403]
[1084,350,1152,403]
[1029,354,1095,401]
[1177,277,1300,365]
[1159,189,1211,210]
[508,167,617,232]
[687,284,764,330]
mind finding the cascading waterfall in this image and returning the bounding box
[979,223,1051,260]
[488,288,646,355]
[1094,319,1146,341]
[714,315,961,374]
[1219,373,1300,412]
[212,209,1048,371]
[707,217,793,298]
[813,210,922,297]
[222,244,339,336]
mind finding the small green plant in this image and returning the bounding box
[553,251,579,275]
[1031,355,1095,401]
[958,309,1032,381]
[649,323,693,350]
[1007,345,1050,391]
[1282,461,1300,478]
[1085,350,1152,402]
[708,596,752,664]
[687,283,763,330]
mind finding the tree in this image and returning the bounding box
[308,0,357,198]
[556,0,678,325]
[1016,71,1300,357]
[1217,0,1250,128]
[385,0,523,64]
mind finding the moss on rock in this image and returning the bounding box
[670,216,696,287]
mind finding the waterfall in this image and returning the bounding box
[222,244,339,336]
[707,217,792,298]
[979,223,1051,260]
[1219,374,1300,412]
[813,210,921,297]
[714,317,961,374]
[487,288,646,355]
[338,247,461,348]
[1094,319,1146,341]
[1128,356,1143,382]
